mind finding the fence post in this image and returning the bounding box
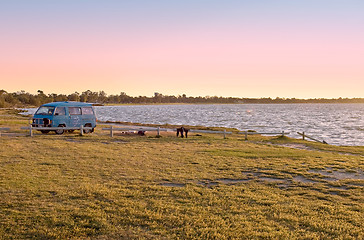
[157,127,160,136]
[223,129,226,139]
[282,131,285,137]
[302,132,305,140]
[29,125,33,137]
[110,125,113,137]
[80,125,84,136]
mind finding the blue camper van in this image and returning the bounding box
[32,102,97,134]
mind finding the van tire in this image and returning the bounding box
[83,124,92,134]
[55,124,65,135]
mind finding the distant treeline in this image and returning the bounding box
[1,89,364,107]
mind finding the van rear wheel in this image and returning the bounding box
[83,124,92,134]
[55,124,65,135]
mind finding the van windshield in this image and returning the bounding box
[35,106,55,115]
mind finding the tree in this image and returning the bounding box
[98,91,107,103]
[0,91,6,108]
[68,92,80,102]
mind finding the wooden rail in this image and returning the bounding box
[102,126,232,138]
[297,132,328,144]
[0,127,10,137]
[21,125,93,136]
[101,126,172,137]
[238,131,289,140]
[190,129,232,139]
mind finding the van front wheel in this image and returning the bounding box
[55,124,65,135]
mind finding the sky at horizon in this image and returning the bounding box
[1,0,363,98]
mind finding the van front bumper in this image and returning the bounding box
[32,118,52,127]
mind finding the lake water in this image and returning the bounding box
[24,104,364,146]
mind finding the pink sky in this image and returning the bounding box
[1,1,363,98]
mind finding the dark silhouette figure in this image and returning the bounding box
[176,127,189,138]
[176,127,183,137]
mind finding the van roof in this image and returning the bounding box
[41,101,94,107]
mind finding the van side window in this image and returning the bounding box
[54,107,66,115]
[69,107,81,115]
[82,107,94,115]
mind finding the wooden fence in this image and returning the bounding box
[239,131,289,140]
[297,132,328,144]
[102,126,232,138]
[0,127,10,137]
[20,125,93,136]
[0,125,328,144]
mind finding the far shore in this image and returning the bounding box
[17,101,364,108]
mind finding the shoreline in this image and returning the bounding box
[16,104,364,147]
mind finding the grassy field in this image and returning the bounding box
[0,109,363,239]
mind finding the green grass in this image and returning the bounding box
[0,111,363,239]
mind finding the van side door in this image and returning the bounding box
[68,107,82,127]
[53,107,68,127]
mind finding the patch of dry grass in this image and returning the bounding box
[0,110,363,239]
